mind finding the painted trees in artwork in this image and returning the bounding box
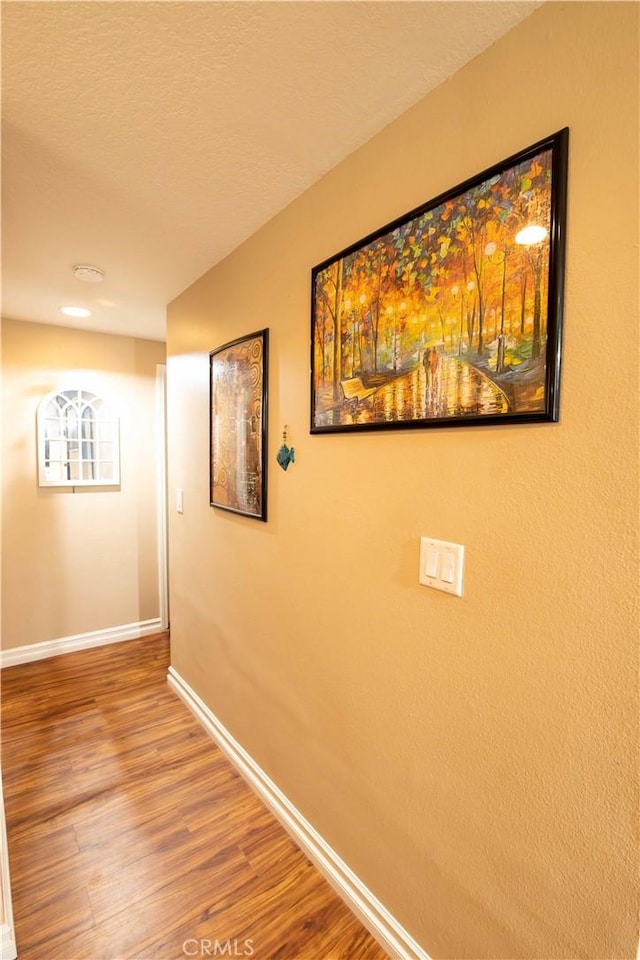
[314,257,343,400]
[312,146,554,417]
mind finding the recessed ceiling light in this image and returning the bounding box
[60,306,92,318]
[73,264,105,283]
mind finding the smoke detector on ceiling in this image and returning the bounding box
[73,264,105,283]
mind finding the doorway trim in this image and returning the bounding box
[156,364,169,630]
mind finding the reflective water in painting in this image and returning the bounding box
[315,357,510,429]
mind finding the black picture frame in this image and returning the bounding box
[310,128,568,434]
[210,328,268,521]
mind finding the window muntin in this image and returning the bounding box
[37,389,120,486]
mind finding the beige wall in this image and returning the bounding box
[167,4,639,958]
[1,319,165,650]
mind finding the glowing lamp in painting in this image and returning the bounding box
[515,224,548,246]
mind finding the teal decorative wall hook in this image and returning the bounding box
[276,425,295,471]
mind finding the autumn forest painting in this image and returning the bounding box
[311,131,567,432]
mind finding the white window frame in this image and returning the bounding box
[37,388,121,487]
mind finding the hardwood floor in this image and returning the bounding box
[1,635,388,960]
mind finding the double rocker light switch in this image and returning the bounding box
[419,537,464,597]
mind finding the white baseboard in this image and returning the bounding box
[0,618,164,668]
[167,666,431,960]
[0,924,17,960]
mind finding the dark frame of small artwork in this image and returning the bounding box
[210,329,268,521]
[310,128,568,434]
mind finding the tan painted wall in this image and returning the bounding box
[167,5,639,958]
[1,319,166,650]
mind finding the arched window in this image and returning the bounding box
[37,389,120,486]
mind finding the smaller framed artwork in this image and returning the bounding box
[210,329,268,521]
[310,128,568,434]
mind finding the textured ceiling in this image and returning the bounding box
[1,1,540,342]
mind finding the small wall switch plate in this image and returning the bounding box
[176,488,184,514]
[419,537,464,597]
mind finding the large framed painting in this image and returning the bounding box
[210,329,268,521]
[311,128,568,434]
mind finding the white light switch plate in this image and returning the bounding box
[176,488,184,514]
[419,537,464,597]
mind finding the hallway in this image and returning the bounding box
[1,635,387,960]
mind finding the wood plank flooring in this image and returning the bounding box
[1,635,388,960]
